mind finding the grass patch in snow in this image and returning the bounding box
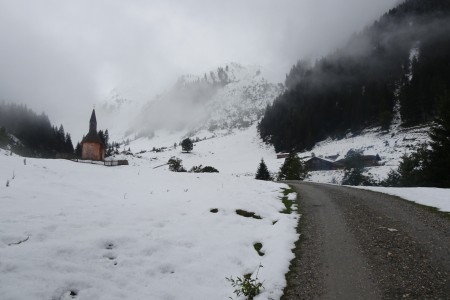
[253,242,265,257]
[280,188,297,214]
[236,209,262,219]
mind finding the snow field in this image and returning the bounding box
[301,125,431,183]
[120,124,283,177]
[0,150,298,300]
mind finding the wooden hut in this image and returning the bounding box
[305,157,339,171]
[81,109,105,161]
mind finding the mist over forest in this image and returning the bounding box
[259,0,450,152]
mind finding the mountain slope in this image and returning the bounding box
[129,63,283,139]
[259,0,450,152]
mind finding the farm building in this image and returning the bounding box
[305,157,343,171]
[336,154,382,168]
[81,109,105,161]
[276,153,290,159]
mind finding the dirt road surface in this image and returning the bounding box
[282,182,450,300]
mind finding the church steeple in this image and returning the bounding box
[89,109,97,133]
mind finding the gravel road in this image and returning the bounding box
[281,182,450,300]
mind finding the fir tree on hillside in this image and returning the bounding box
[382,97,450,188]
[0,126,12,147]
[255,159,272,181]
[427,98,450,187]
[277,153,307,181]
[181,138,194,153]
[75,142,82,158]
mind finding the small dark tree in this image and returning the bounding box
[201,166,219,173]
[75,142,82,158]
[342,168,375,186]
[181,138,193,153]
[190,165,219,173]
[341,150,375,186]
[255,159,272,181]
[168,157,186,172]
[426,97,450,187]
[0,126,10,147]
[381,145,430,187]
[277,152,307,181]
[65,133,74,154]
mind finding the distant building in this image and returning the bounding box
[335,154,382,168]
[276,153,290,159]
[305,157,344,171]
[81,109,105,161]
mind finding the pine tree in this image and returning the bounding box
[255,159,272,181]
[168,157,186,172]
[277,152,307,181]
[0,126,10,147]
[65,133,74,154]
[426,96,450,187]
[181,138,193,153]
[75,142,82,158]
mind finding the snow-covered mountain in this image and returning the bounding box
[129,63,284,139]
[95,90,140,141]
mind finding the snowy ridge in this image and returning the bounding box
[203,64,283,132]
[128,63,283,141]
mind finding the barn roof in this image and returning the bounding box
[306,156,335,164]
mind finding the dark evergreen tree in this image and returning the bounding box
[181,138,193,153]
[277,153,307,181]
[382,96,450,188]
[75,142,82,158]
[255,159,272,181]
[0,126,11,147]
[342,168,375,186]
[168,157,186,172]
[65,133,74,154]
[426,97,450,187]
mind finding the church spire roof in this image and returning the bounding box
[82,109,103,144]
[89,109,97,133]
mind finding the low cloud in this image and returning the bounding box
[0,0,397,140]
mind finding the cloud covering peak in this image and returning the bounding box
[0,0,397,139]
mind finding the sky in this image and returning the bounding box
[0,0,398,140]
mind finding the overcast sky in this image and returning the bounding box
[0,0,398,139]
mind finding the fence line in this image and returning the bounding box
[71,159,129,166]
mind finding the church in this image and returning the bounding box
[81,109,105,161]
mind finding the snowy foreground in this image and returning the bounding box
[0,149,298,300]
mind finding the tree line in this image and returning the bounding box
[0,102,118,159]
[0,102,74,157]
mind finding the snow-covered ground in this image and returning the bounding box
[302,124,430,183]
[2,108,447,300]
[351,186,450,213]
[0,144,298,300]
[119,124,283,177]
